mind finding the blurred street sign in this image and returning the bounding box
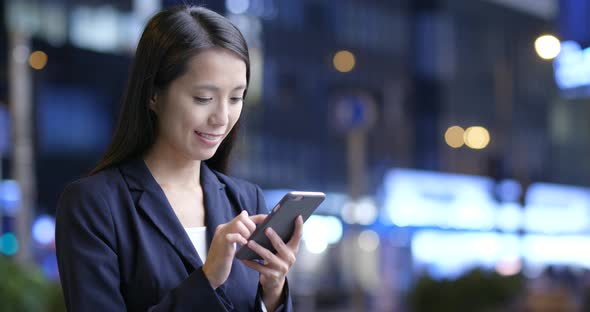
[333,94,376,132]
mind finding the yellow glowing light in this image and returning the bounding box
[333,50,355,73]
[445,126,465,148]
[464,126,490,149]
[29,51,48,70]
[535,35,561,60]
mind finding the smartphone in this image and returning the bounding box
[235,191,326,260]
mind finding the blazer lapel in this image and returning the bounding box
[200,163,238,248]
[119,159,203,270]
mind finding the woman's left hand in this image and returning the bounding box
[241,215,303,311]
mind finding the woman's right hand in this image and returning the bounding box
[202,210,265,289]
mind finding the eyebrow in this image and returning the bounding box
[192,84,247,92]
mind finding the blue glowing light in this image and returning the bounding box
[0,180,21,216]
[496,202,523,232]
[496,179,522,202]
[0,232,19,256]
[524,182,590,234]
[412,230,590,279]
[383,169,496,230]
[33,215,56,245]
[41,254,60,281]
[554,40,590,90]
[521,234,590,268]
[226,0,250,15]
[412,230,520,279]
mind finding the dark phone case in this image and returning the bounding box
[235,192,325,260]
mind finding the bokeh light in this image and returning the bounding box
[226,0,250,15]
[445,126,465,148]
[33,214,56,245]
[356,198,378,225]
[333,50,356,73]
[496,258,522,276]
[0,180,21,216]
[303,215,343,245]
[358,230,379,252]
[29,50,48,70]
[535,34,561,60]
[341,198,378,225]
[464,126,490,149]
[12,45,29,64]
[305,237,328,254]
[0,233,19,256]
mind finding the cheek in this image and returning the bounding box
[171,102,200,126]
[158,104,196,137]
[161,109,185,129]
[229,105,243,125]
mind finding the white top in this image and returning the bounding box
[184,226,208,261]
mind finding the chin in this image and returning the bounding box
[192,151,218,161]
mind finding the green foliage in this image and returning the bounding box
[0,257,65,312]
[407,268,524,312]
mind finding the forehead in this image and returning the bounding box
[178,48,247,88]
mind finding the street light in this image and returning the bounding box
[535,34,561,60]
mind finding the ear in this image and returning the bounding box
[149,92,158,113]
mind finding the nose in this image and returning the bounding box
[208,100,229,127]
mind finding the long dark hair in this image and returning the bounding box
[91,5,250,175]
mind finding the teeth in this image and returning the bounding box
[197,132,220,140]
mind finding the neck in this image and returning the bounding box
[143,142,201,189]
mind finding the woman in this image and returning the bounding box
[55,5,301,312]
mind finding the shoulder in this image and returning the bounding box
[60,167,122,202]
[55,168,122,253]
[57,166,124,221]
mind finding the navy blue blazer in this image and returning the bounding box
[55,158,293,311]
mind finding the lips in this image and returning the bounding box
[195,131,224,140]
[195,131,224,146]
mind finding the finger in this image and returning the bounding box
[241,259,275,276]
[225,233,248,246]
[286,215,304,251]
[265,228,296,266]
[240,213,257,233]
[237,210,249,221]
[233,210,249,225]
[223,219,250,239]
[234,220,254,239]
[249,214,267,224]
[235,211,259,234]
[247,240,283,269]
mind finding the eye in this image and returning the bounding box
[193,97,212,103]
[230,97,243,104]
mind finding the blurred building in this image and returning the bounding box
[4,0,590,311]
[0,0,569,208]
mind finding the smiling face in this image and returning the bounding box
[149,47,247,162]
